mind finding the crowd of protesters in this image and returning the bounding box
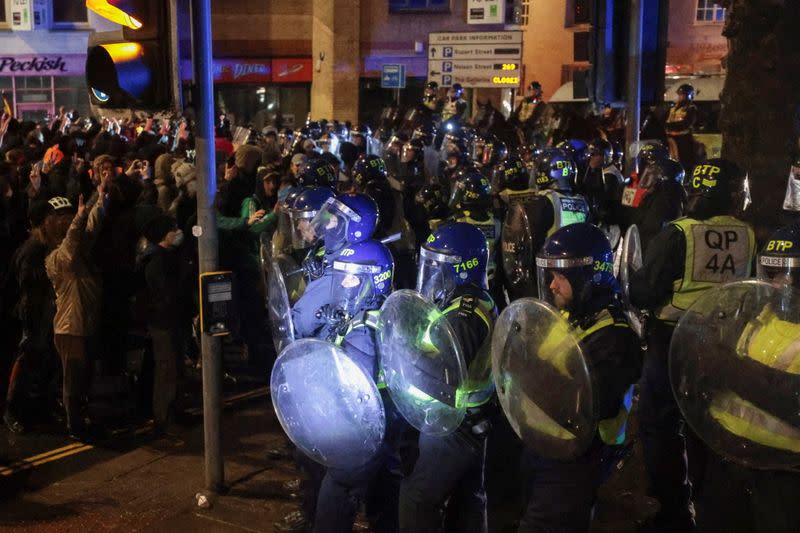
[0,107,318,441]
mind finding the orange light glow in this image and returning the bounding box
[86,0,143,30]
[101,42,145,62]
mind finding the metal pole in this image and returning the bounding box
[625,0,644,175]
[192,0,224,493]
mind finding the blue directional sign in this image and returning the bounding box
[443,61,453,73]
[381,64,406,89]
[443,47,453,58]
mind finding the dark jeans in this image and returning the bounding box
[233,269,271,374]
[639,321,702,524]
[696,452,800,533]
[54,334,91,432]
[517,438,605,533]
[398,425,488,533]
[148,326,185,427]
[315,399,406,533]
[5,330,57,418]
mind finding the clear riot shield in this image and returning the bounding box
[670,280,800,470]
[273,254,306,305]
[618,224,645,337]
[502,202,538,299]
[492,298,595,460]
[268,258,296,354]
[271,338,385,469]
[377,290,468,436]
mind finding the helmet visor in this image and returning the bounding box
[289,209,320,250]
[309,197,360,253]
[416,247,459,304]
[331,262,377,316]
[448,182,465,209]
[757,255,800,290]
[535,255,593,311]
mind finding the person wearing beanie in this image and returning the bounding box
[3,197,63,433]
[141,214,193,434]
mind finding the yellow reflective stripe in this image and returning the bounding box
[709,392,800,453]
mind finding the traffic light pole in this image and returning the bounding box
[625,0,644,175]
[192,0,224,493]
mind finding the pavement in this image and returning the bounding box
[0,352,660,533]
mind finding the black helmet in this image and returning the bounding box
[492,155,528,192]
[299,158,337,188]
[758,222,800,290]
[482,138,508,168]
[449,83,464,99]
[306,121,323,140]
[449,168,493,211]
[635,141,670,173]
[640,158,685,189]
[534,148,576,193]
[412,123,436,147]
[415,183,449,218]
[685,159,742,218]
[401,138,425,165]
[352,154,388,191]
[677,83,695,101]
[587,138,614,167]
[425,81,438,91]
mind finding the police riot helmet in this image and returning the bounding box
[534,148,576,193]
[424,81,439,100]
[330,239,395,315]
[536,222,617,316]
[449,83,464,99]
[557,139,588,172]
[415,184,449,217]
[587,138,614,168]
[470,135,489,165]
[492,155,528,192]
[758,222,800,290]
[685,158,742,219]
[412,123,436,147]
[482,138,508,168]
[306,121,323,140]
[299,158,337,189]
[635,141,670,173]
[352,154,388,191]
[417,222,489,304]
[289,187,337,250]
[449,168,492,211]
[401,138,425,165]
[309,193,379,254]
[639,158,685,189]
[677,83,695,101]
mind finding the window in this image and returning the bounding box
[0,0,9,29]
[696,1,726,23]
[52,0,89,28]
[389,0,450,14]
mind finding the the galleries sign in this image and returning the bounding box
[0,55,85,76]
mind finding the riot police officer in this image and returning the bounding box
[501,148,590,301]
[629,159,756,532]
[313,239,406,533]
[618,146,686,253]
[422,81,443,115]
[677,222,800,533]
[409,183,451,247]
[449,169,502,289]
[511,222,641,531]
[399,222,497,533]
[576,138,625,246]
[299,158,338,190]
[665,84,698,171]
[290,192,379,339]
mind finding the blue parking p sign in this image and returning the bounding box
[381,64,406,89]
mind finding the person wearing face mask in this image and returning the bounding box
[141,214,193,435]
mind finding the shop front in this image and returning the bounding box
[0,54,90,122]
[209,57,313,130]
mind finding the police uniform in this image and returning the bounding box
[666,101,698,171]
[630,213,755,528]
[518,305,641,531]
[398,285,497,533]
[501,191,590,301]
[617,174,686,254]
[315,310,407,533]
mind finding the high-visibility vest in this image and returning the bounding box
[441,292,497,408]
[539,190,590,237]
[709,305,800,453]
[656,215,755,323]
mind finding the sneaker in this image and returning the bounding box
[274,509,309,532]
[3,410,25,434]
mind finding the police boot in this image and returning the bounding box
[273,509,309,533]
